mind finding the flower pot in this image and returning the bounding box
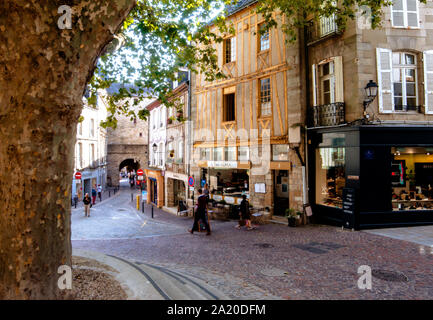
[288,217,297,227]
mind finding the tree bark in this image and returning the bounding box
[0,0,136,299]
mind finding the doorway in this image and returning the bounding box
[274,170,289,216]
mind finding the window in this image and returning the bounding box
[312,56,344,106]
[200,148,212,161]
[260,78,271,116]
[213,147,223,161]
[224,147,236,161]
[223,93,235,122]
[392,0,419,28]
[391,147,433,211]
[259,24,269,51]
[316,147,346,208]
[320,61,334,105]
[159,142,164,166]
[272,144,290,161]
[78,122,82,136]
[224,37,236,63]
[78,143,83,168]
[393,52,418,111]
[178,141,184,161]
[90,119,95,137]
[238,147,249,161]
[90,144,95,164]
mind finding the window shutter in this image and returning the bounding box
[231,37,236,62]
[376,48,394,113]
[424,50,433,114]
[312,64,318,106]
[334,56,344,102]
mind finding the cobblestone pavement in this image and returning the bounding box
[72,187,433,300]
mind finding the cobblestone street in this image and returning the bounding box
[72,183,433,300]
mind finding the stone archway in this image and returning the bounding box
[106,144,148,187]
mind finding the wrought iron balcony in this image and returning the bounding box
[306,15,340,45]
[310,102,345,127]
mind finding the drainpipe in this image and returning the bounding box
[302,21,310,207]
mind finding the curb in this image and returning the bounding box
[72,249,165,300]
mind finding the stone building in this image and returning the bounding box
[306,0,433,228]
[101,84,151,187]
[190,0,305,217]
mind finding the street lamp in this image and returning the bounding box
[362,80,379,121]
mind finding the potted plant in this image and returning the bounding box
[285,208,300,227]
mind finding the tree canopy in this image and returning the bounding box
[89,0,418,128]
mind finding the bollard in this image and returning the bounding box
[136,195,140,210]
[142,201,144,213]
[151,205,154,219]
[109,190,111,197]
[131,193,133,202]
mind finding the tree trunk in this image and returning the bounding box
[0,0,136,299]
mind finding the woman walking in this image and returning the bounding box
[83,193,92,217]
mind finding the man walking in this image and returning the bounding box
[91,186,97,205]
[97,184,102,202]
[189,189,211,235]
[83,193,91,217]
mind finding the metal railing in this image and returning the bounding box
[306,15,340,45]
[310,102,345,127]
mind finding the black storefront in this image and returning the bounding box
[308,125,433,229]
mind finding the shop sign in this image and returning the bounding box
[213,195,223,201]
[254,183,266,193]
[137,175,144,180]
[208,161,238,169]
[224,196,235,204]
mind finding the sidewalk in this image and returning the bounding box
[71,187,123,210]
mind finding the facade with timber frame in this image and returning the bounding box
[190,0,305,217]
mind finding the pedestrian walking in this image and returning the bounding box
[189,189,211,235]
[97,184,102,202]
[73,193,78,208]
[91,186,97,205]
[83,193,91,217]
[236,195,253,230]
[203,183,210,198]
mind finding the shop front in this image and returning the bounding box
[308,125,433,229]
[144,169,164,208]
[164,171,188,208]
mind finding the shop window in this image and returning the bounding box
[224,37,236,63]
[391,147,433,211]
[315,148,346,208]
[224,147,236,161]
[392,0,419,28]
[223,93,236,122]
[238,147,249,161]
[260,78,271,116]
[213,147,223,161]
[272,144,290,161]
[200,148,211,161]
[90,119,95,137]
[258,24,269,51]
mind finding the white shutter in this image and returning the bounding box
[376,48,394,113]
[231,37,236,62]
[423,50,433,114]
[312,64,318,106]
[334,56,344,102]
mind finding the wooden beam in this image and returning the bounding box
[273,13,283,65]
[214,89,217,139]
[249,80,254,130]
[242,82,245,129]
[272,74,284,136]
[283,70,288,135]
